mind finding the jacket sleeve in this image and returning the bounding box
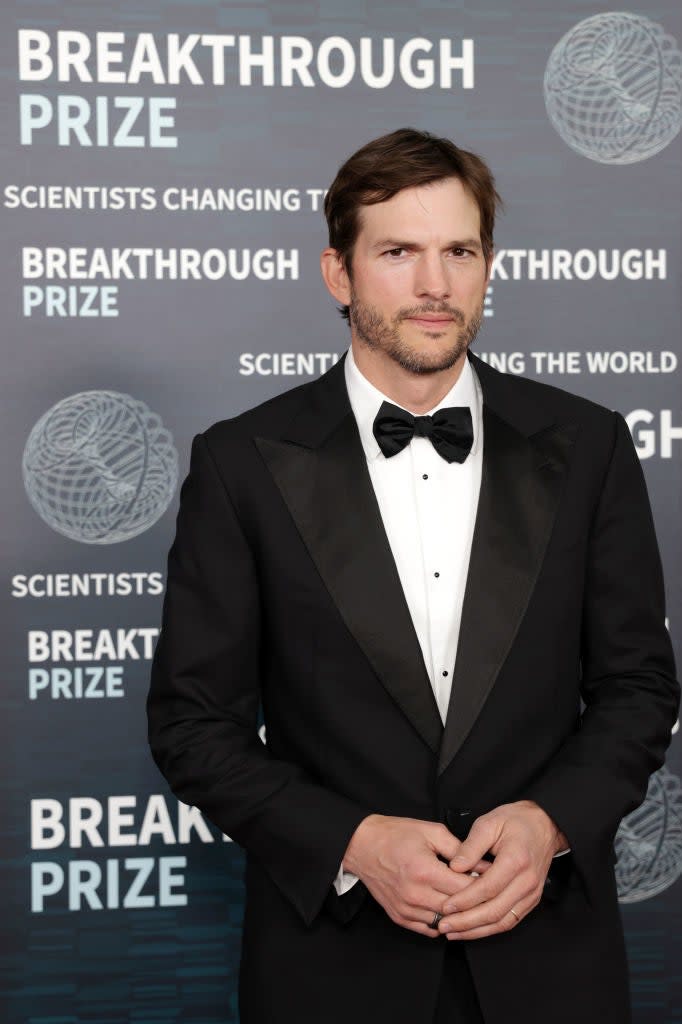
[147,431,373,927]
[521,411,680,902]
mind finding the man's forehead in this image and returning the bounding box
[355,179,481,239]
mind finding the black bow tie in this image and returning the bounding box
[372,401,474,464]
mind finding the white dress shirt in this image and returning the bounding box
[333,345,481,895]
[334,345,567,896]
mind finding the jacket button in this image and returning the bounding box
[445,808,472,832]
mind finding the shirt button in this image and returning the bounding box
[422,473,428,480]
[442,670,449,677]
[434,572,440,577]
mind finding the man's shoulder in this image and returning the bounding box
[472,355,618,435]
[200,372,323,452]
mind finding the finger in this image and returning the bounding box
[417,906,453,930]
[402,920,442,939]
[430,860,486,900]
[425,822,464,862]
[442,848,524,913]
[451,858,493,875]
[388,908,446,939]
[443,890,540,941]
[429,827,492,879]
[437,858,491,907]
[448,816,500,873]
[397,879,474,925]
[446,917,519,941]
[439,878,539,935]
[469,858,493,875]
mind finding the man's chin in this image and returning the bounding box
[389,342,469,375]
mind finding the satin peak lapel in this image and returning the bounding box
[254,360,443,755]
[438,406,578,776]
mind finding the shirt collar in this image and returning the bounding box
[344,342,482,462]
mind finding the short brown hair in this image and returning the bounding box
[324,127,503,320]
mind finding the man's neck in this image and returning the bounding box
[350,338,468,415]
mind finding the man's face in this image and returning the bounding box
[346,177,490,375]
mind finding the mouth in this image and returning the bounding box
[407,316,455,328]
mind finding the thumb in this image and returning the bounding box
[426,822,462,862]
[449,819,496,872]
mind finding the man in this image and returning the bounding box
[147,128,679,1024]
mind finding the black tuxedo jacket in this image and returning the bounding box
[147,351,679,1024]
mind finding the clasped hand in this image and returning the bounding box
[342,801,567,941]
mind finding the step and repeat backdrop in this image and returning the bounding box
[1,0,681,1021]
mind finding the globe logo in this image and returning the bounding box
[615,765,682,903]
[544,12,682,164]
[23,391,179,544]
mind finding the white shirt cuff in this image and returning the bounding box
[333,860,360,895]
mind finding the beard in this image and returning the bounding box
[349,294,485,375]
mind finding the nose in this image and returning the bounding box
[414,251,451,301]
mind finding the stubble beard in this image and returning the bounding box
[349,294,485,375]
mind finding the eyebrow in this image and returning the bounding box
[371,237,482,252]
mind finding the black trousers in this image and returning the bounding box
[433,940,485,1024]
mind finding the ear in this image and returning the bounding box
[320,248,351,306]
